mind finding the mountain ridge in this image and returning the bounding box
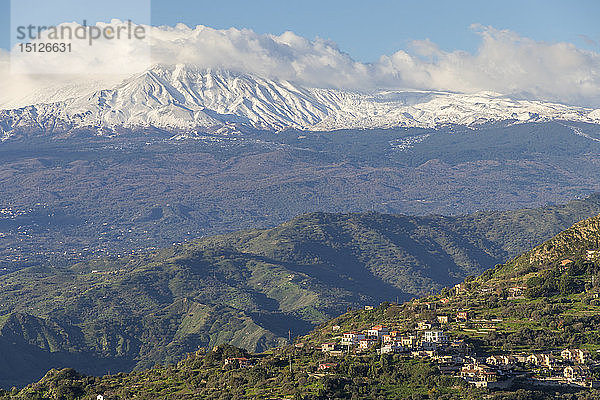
[0,196,600,387]
[2,64,600,139]
[5,205,600,398]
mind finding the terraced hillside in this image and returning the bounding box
[5,213,600,399]
[1,198,600,387]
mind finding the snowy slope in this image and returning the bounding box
[1,64,599,139]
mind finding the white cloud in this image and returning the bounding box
[146,24,372,90]
[377,25,600,106]
[1,22,600,108]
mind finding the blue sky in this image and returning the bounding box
[1,0,599,107]
[1,0,599,62]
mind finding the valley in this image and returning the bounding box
[4,206,600,399]
[1,122,600,271]
[0,197,600,387]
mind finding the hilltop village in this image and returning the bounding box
[288,246,600,393]
[3,217,600,399]
[314,308,598,390]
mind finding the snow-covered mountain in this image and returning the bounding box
[1,64,600,139]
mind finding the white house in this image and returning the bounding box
[486,355,516,366]
[380,342,406,354]
[507,286,526,298]
[562,349,590,364]
[460,363,498,383]
[417,321,432,330]
[401,335,419,348]
[367,325,389,338]
[358,338,378,349]
[564,365,590,381]
[321,343,337,352]
[341,332,366,346]
[526,353,554,367]
[424,330,448,343]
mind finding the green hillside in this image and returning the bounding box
[310,213,600,350]
[4,211,600,399]
[0,196,600,387]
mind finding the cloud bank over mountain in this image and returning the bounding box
[378,25,600,107]
[1,22,599,108]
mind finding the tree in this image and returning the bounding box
[558,274,577,295]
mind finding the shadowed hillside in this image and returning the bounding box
[5,212,600,398]
[0,196,600,387]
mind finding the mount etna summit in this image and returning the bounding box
[2,64,600,139]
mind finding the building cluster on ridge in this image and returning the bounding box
[317,310,599,389]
